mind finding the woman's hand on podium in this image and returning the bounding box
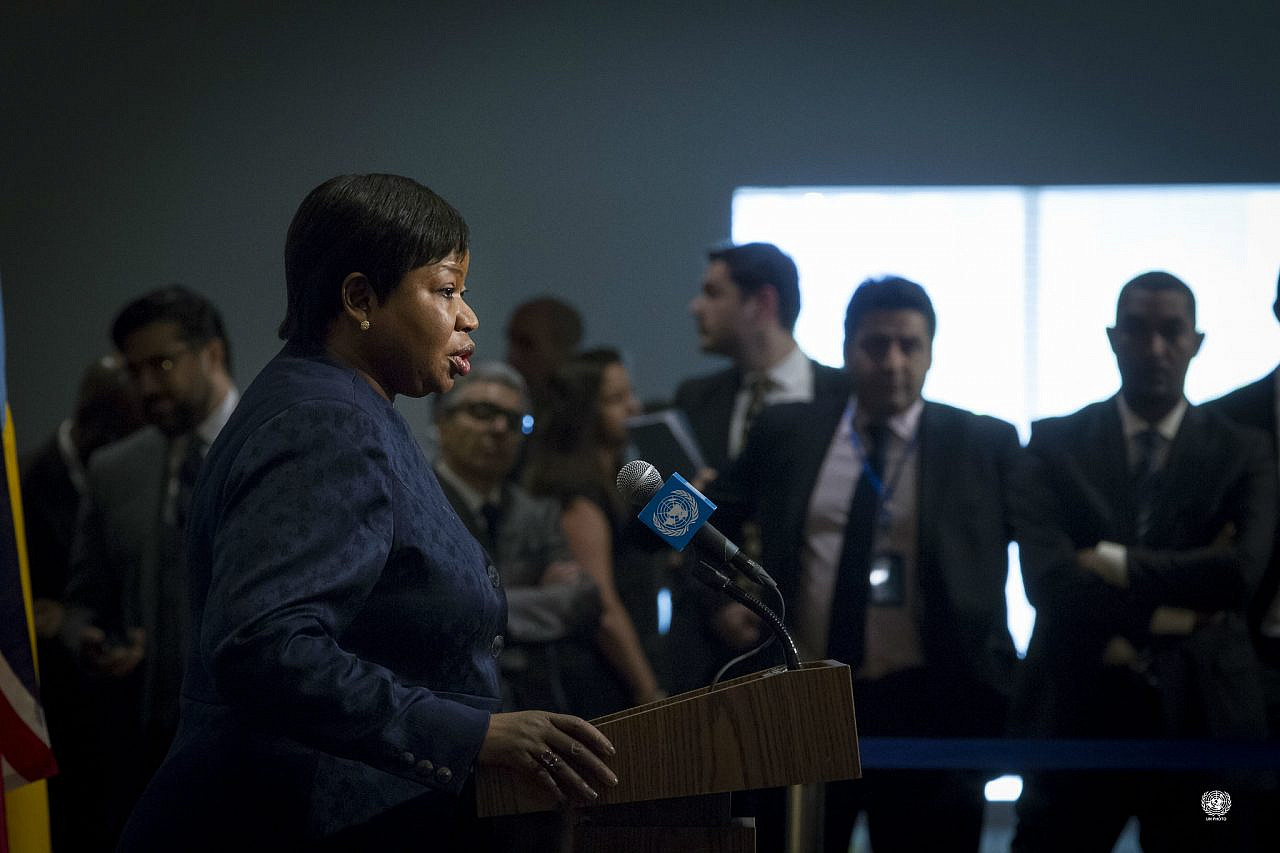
[479,711,619,805]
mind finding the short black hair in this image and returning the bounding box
[111,285,231,374]
[1116,271,1197,325]
[844,276,936,342]
[279,173,470,342]
[707,242,801,332]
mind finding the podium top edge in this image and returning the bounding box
[588,660,851,725]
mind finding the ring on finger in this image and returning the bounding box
[538,748,561,771]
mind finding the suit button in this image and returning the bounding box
[435,766,452,784]
[414,759,434,776]
[487,564,501,588]
[399,751,416,768]
[490,635,504,658]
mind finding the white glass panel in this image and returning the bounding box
[731,183,1280,660]
[732,187,1028,430]
[1035,186,1280,417]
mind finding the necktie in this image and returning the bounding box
[174,435,205,532]
[826,423,889,665]
[737,375,774,455]
[1133,428,1162,544]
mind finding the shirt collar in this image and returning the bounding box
[197,385,239,448]
[56,418,88,495]
[745,344,811,397]
[849,395,925,442]
[1115,392,1187,443]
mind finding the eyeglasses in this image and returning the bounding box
[125,348,191,381]
[457,401,534,435]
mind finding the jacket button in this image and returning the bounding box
[435,766,453,784]
[399,751,416,768]
[487,564,501,588]
[490,635,504,658]
[414,759,434,776]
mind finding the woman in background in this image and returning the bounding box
[120,174,616,851]
[525,348,666,717]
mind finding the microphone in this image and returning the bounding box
[616,460,777,589]
[617,459,799,672]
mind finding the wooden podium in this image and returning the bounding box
[476,660,860,852]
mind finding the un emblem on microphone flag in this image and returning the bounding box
[639,471,716,551]
[654,491,698,536]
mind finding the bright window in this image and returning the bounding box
[733,184,1280,656]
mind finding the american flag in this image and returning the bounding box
[0,286,57,852]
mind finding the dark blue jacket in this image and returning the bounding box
[122,343,506,850]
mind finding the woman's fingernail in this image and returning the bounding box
[607,772,619,786]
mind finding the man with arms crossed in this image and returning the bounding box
[1011,272,1276,852]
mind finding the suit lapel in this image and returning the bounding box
[706,370,741,469]
[128,431,169,644]
[770,395,848,605]
[783,396,848,554]
[1262,369,1278,439]
[1146,404,1205,543]
[1088,399,1137,542]
[916,403,942,595]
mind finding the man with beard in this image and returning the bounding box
[709,276,1019,852]
[63,285,237,842]
[670,242,848,694]
[1011,271,1276,852]
[675,241,846,478]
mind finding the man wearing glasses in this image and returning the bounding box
[63,285,237,843]
[432,360,600,715]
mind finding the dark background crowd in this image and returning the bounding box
[2,2,1278,448]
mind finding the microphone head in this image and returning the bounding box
[616,459,664,506]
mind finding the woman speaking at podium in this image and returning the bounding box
[121,174,616,851]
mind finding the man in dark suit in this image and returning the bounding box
[671,242,848,692]
[1204,272,1280,698]
[1202,269,1280,850]
[1011,271,1276,852]
[62,286,237,842]
[674,241,847,477]
[712,276,1020,853]
[431,360,600,714]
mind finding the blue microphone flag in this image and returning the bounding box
[638,472,716,551]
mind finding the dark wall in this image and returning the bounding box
[2,0,1278,447]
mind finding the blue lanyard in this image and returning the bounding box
[846,403,918,524]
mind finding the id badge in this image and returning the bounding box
[867,552,905,606]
